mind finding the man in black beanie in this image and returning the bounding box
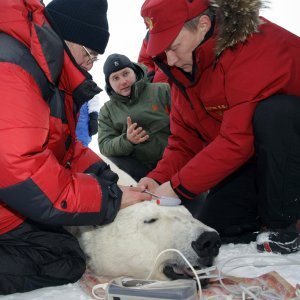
[103,53,136,93]
[46,0,110,56]
[98,53,171,181]
[0,0,151,295]
[46,0,109,147]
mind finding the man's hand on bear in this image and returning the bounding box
[137,177,159,193]
[154,181,178,199]
[119,185,151,209]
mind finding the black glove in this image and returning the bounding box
[84,161,119,184]
[97,163,119,183]
[88,112,98,136]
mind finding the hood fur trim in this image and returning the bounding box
[209,0,267,57]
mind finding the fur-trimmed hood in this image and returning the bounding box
[209,0,267,57]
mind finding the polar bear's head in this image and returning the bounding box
[79,200,221,280]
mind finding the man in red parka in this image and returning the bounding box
[138,30,169,83]
[139,0,300,254]
[0,0,150,295]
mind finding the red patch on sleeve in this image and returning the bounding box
[152,104,158,112]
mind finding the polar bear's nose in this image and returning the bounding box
[191,231,221,265]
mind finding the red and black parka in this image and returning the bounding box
[0,0,121,235]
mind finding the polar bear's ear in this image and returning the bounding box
[144,218,158,224]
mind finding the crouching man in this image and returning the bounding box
[0,0,150,295]
[138,0,300,253]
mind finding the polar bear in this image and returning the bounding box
[77,202,220,280]
[74,155,221,280]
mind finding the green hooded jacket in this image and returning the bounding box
[98,63,171,169]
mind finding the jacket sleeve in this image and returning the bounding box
[138,35,169,84]
[159,83,171,112]
[71,137,102,172]
[138,37,155,75]
[98,104,135,156]
[148,86,205,183]
[0,66,121,226]
[170,100,257,199]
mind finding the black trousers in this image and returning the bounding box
[0,221,86,295]
[197,95,300,239]
[107,155,155,182]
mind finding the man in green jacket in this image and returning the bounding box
[98,53,171,181]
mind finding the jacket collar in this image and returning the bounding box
[0,0,92,96]
[210,0,264,57]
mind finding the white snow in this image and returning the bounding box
[0,283,90,300]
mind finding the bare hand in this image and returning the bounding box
[119,185,151,209]
[127,116,149,144]
[137,177,159,192]
[154,181,179,199]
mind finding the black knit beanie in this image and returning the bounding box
[103,53,136,85]
[46,0,110,54]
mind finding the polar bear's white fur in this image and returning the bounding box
[78,201,220,280]
[75,153,220,280]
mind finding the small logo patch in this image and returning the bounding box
[144,17,154,31]
[152,104,158,112]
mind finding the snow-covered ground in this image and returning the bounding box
[0,283,89,300]
[2,242,300,300]
[2,136,299,300]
